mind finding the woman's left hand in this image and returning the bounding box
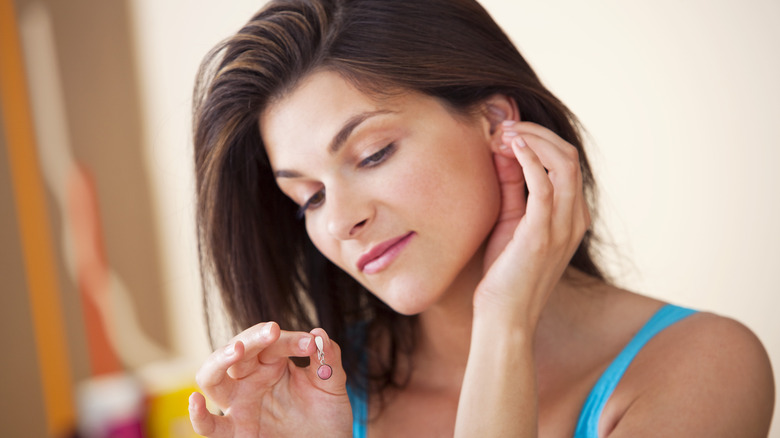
[475,120,590,328]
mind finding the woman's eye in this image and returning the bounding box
[359,143,396,168]
[297,189,325,218]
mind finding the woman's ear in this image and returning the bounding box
[482,94,520,152]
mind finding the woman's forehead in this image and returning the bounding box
[260,72,424,157]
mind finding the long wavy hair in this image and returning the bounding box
[193,0,604,397]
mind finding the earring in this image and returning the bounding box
[315,336,332,380]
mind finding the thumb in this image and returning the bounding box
[308,328,348,393]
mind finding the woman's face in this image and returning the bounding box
[261,71,501,315]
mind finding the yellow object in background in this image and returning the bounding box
[76,359,202,438]
[139,359,201,438]
[146,384,200,438]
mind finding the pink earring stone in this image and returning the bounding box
[317,364,333,380]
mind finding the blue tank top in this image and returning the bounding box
[347,304,696,438]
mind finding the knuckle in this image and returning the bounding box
[565,144,580,161]
[190,420,205,436]
[554,155,579,180]
[536,183,553,202]
[526,233,551,256]
[329,339,342,356]
[571,224,588,247]
[552,230,571,250]
[583,208,592,229]
[195,369,210,388]
[563,159,579,177]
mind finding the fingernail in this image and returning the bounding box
[261,323,273,338]
[299,336,311,352]
[502,130,518,138]
[224,343,235,356]
[501,120,515,127]
[513,136,527,148]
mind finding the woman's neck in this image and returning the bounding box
[409,260,589,394]
[409,248,490,392]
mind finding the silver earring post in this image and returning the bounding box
[315,336,332,380]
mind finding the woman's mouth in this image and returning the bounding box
[357,232,416,274]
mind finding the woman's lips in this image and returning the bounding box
[357,232,415,274]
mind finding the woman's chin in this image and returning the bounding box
[388,303,427,316]
[360,267,474,316]
[376,287,441,316]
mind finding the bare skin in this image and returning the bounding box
[190,72,774,437]
[370,276,775,437]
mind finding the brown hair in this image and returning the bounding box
[193,0,604,396]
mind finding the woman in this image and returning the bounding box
[188,0,774,436]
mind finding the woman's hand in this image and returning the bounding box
[456,121,590,437]
[476,120,591,328]
[188,322,352,437]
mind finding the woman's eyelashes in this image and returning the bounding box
[359,142,396,168]
[296,143,397,218]
[297,189,325,219]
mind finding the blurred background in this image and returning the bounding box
[1,0,777,436]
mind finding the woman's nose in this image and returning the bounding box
[325,189,371,240]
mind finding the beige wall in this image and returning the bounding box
[481,1,780,431]
[127,0,778,434]
[127,0,263,361]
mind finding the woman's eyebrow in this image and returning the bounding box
[329,109,394,153]
[274,109,394,179]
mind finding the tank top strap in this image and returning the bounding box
[347,321,369,438]
[573,304,697,438]
[347,383,368,438]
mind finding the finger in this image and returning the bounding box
[195,339,246,396]
[503,127,580,191]
[189,392,233,438]
[503,121,573,155]
[502,121,582,194]
[503,125,583,232]
[228,324,316,380]
[256,330,316,365]
[525,135,582,223]
[507,135,553,230]
[225,321,281,379]
[227,321,280,380]
[307,328,348,393]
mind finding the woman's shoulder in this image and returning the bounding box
[604,296,775,437]
[637,308,774,398]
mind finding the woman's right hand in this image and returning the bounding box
[188,322,352,437]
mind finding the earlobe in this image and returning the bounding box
[482,94,520,151]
